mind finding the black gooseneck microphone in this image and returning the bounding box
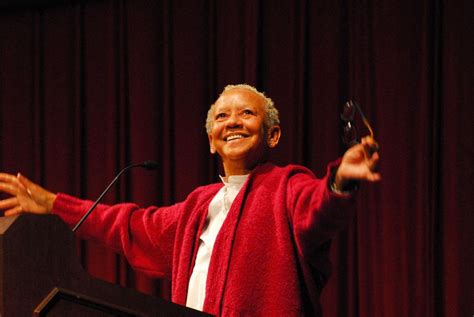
[72,161,159,232]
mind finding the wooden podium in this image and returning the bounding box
[0,214,210,316]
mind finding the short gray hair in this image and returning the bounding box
[205,84,280,134]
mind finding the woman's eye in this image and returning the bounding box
[215,113,227,120]
[243,109,254,115]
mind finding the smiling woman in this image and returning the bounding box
[0,83,380,316]
[207,85,282,177]
[0,0,471,314]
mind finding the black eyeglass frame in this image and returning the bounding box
[340,100,374,146]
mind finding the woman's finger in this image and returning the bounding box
[0,173,18,184]
[0,197,18,210]
[17,173,34,188]
[4,205,23,217]
[0,182,19,196]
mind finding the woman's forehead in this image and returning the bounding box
[215,88,265,109]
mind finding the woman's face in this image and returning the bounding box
[208,88,279,175]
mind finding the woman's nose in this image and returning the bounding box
[225,112,242,128]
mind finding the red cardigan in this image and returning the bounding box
[52,162,354,316]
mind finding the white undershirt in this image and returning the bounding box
[186,174,249,311]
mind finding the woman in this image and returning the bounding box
[0,84,380,316]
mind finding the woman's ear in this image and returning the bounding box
[266,125,281,148]
[208,134,216,154]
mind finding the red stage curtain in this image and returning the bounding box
[0,0,472,316]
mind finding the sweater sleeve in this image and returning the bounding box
[52,193,180,278]
[287,161,356,259]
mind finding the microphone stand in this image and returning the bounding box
[72,161,158,232]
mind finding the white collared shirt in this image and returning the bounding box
[186,174,249,311]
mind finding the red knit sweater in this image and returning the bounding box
[52,162,354,316]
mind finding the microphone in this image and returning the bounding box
[140,160,160,170]
[72,161,159,232]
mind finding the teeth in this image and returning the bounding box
[226,134,244,141]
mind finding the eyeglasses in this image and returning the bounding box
[340,100,374,146]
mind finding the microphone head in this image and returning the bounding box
[140,160,159,170]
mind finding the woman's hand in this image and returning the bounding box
[335,136,381,189]
[0,173,56,216]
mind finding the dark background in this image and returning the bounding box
[0,0,472,316]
